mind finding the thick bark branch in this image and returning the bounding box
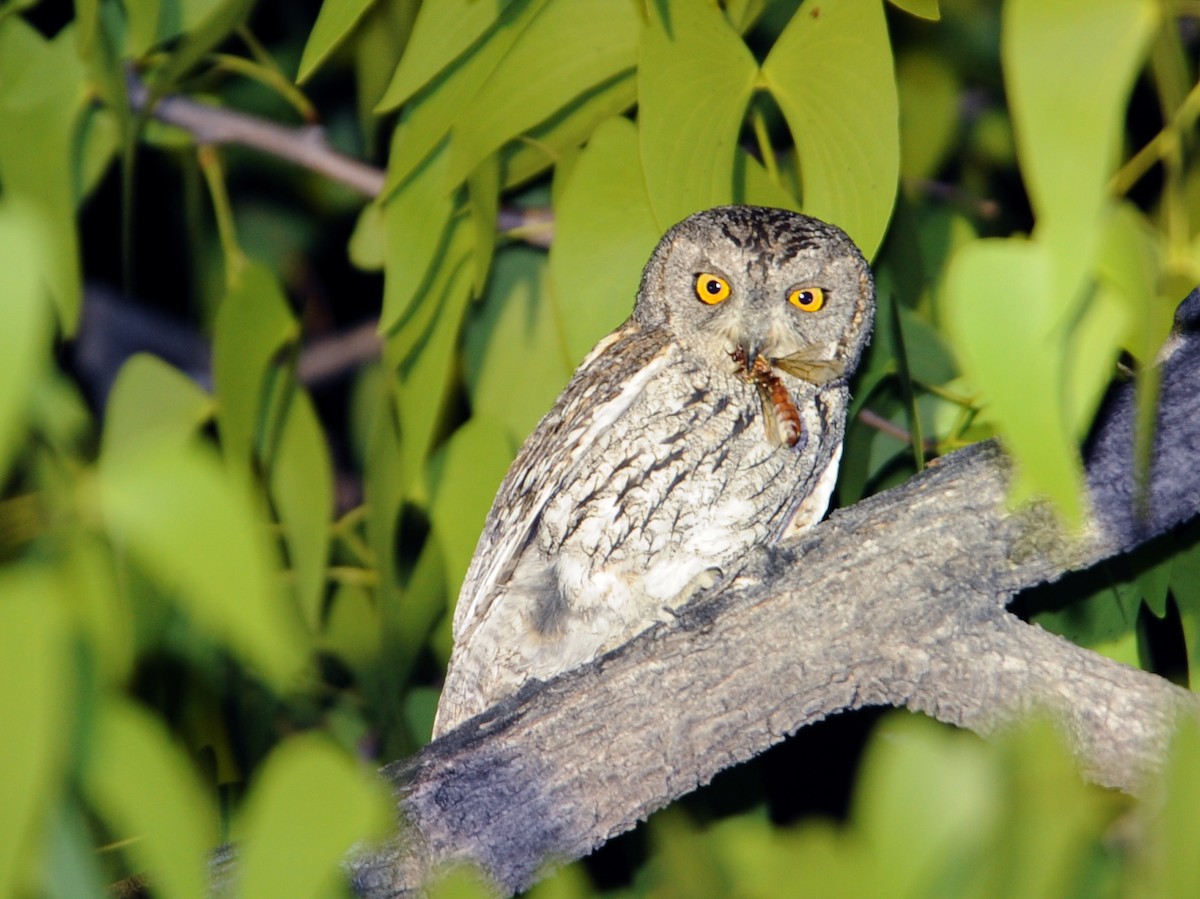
[347,315,1200,897]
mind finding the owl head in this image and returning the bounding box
[633,206,875,385]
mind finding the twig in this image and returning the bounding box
[127,69,386,197]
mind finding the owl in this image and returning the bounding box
[432,206,875,737]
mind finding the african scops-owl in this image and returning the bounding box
[433,205,875,736]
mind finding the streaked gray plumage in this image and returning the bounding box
[433,205,875,736]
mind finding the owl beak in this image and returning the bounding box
[739,339,765,367]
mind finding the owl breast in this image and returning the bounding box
[541,352,803,607]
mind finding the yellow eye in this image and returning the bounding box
[788,286,825,312]
[695,273,731,305]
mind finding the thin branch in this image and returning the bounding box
[127,69,386,197]
[345,315,1200,897]
[124,70,559,251]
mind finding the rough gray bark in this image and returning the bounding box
[348,314,1200,898]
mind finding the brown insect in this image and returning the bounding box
[732,346,847,448]
[731,348,798,447]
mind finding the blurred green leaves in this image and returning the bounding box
[0,201,53,482]
[941,0,1159,523]
[234,733,393,899]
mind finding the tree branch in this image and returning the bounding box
[346,308,1200,897]
[126,71,387,198]
[123,71,557,246]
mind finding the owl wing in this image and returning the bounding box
[449,320,676,648]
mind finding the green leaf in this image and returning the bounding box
[81,698,215,899]
[213,263,299,475]
[101,354,214,461]
[549,116,660,363]
[351,0,420,148]
[447,0,639,185]
[500,67,637,190]
[380,142,456,333]
[379,0,547,191]
[428,416,515,595]
[144,0,258,91]
[1169,526,1200,688]
[376,0,510,110]
[853,715,993,897]
[126,0,229,55]
[321,583,382,675]
[391,219,475,489]
[638,0,758,228]
[467,246,573,443]
[298,0,379,83]
[0,568,70,899]
[1003,0,1157,305]
[363,370,405,610]
[1033,583,1140,668]
[887,0,940,20]
[896,52,959,182]
[0,21,88,331]
[1140,717,1200,896]
[989,719,1116,899]
[269,387,334,631]
[98,440,309,686]
[60,534,136,686]
[941,238,1082,522]
[0,200,52,483]
[762,0,900,258]
[234,733,393,899]
[467,154,500,295]
[349,200,387,271]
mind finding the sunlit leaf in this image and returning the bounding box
[447,0,638,184]
[467,246,573,443]
[0,200,52,483]
[213,262,298,475]
[854,715,993,897]
[349,200,388,271]
[269,387,334,631]
[101,354,214,460]
[81,698,215,899]
[887,0,940,20]
[941,238,1082,521]
[376,0,510,110]
[762,0,900,258]
[321,583,382,675]
[126,0,229,54]
[549,116,660,363]
[98,440,309,686]
[500,68,637,190]
[0,569,70,899]
[427,416,515,595]
[380,142,456,333]
[989,718,1117,899]
[896,52,959,182]
[1003,0,1156,305]
[352,0,419,148]
[298,0,378,83]
[1137,715,1200,896]
[391,220,475,488]
[380,0,547,191]
[0,21,87,330]
[234,734,393,899]
[467,154,500,295]
[638,0,758,227]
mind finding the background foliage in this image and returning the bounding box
[2,0,1200,895]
